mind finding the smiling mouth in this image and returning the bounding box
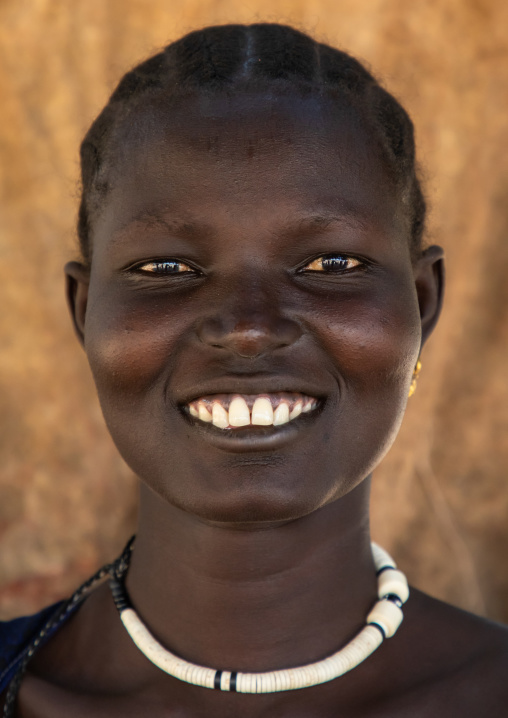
[185,393,319,430]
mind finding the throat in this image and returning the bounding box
[125,481,377,674]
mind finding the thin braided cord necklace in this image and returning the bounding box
[2,538,135,718]
[2,539,409,712]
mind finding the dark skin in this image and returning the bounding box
[5,93,508,717]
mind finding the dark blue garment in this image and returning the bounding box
[0,542,132,701]
[0,602,68,695]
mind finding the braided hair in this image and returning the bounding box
[77,23,426,266]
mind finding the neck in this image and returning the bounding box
[126,479,376,673]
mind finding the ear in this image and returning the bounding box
[64,261,91,347]
[413,245,445,348]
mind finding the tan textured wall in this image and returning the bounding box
[1,0,507,621]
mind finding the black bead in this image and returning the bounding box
[384,594,403,608]
[214,671,222,689]
[109,577,131,612]
[369,622,386,639]
[230,672,237,692]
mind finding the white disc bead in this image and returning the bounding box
[377,568,409,604]
[220,671,231,691]
[371,542,397,572]
[113,542,408,694]
[367,599,403,638]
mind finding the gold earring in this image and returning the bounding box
[408,360,422,398]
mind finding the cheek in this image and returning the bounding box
[313,282,421,392]
[83,287,188,400]
[306,280,422,487]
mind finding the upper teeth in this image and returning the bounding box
[187,394,318,430]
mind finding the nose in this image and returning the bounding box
[197,298,302,359]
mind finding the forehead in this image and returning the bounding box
[97,91,404,244]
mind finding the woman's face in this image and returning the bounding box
[67,92,442,526]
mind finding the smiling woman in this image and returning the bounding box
[1,22,507,718]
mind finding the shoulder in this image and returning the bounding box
[0,602,64,694]
[395,588,508,715]
[408,587,508,655]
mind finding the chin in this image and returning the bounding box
[144,465,357,529]
[145,479,340,528]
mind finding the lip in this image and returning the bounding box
[179,396,325,452]
[174,375,328,407]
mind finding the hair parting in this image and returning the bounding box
[77,23,426,266]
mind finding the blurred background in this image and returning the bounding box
[1,0,507,621]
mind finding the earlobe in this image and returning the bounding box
[414,245,445,347]
[64,261,91,347]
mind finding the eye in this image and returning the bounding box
[301,254,363,273]
[132,260,197,275]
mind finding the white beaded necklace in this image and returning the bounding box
[109,542,409,694]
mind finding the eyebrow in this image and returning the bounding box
[111,207,371,245]
[110,211,214,245]
[291,212,371,233]
[273,207,375,244]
